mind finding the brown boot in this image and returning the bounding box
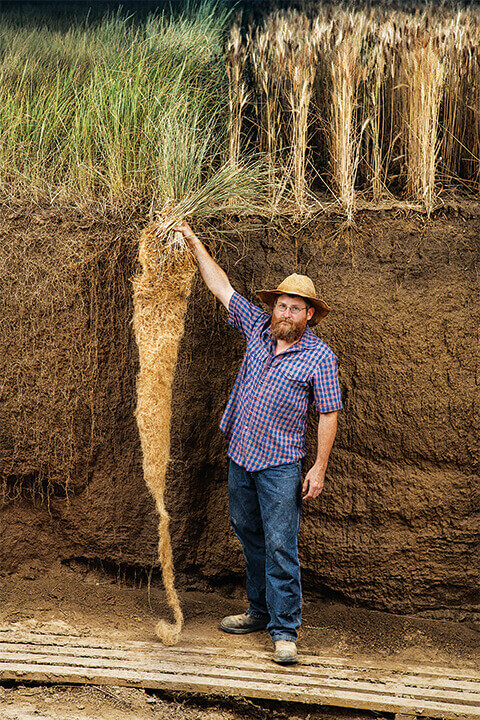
[219,613,268,634]
[272,640,298,665]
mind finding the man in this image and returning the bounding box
[173,222,342,665]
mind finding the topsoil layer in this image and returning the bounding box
[0,204,478,624]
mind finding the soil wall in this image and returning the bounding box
[0,205,478,622]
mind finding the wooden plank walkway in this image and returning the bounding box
[0,629,478,719]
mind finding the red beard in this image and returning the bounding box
[271,318,305,343]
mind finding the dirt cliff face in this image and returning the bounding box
[0,206,478,621]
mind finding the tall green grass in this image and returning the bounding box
[0,4,232,207]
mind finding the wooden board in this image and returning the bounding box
[0,629,478,719]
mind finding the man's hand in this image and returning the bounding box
[302,463,326,501]
[172,221,197,248]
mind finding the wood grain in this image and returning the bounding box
[0,631,478,719]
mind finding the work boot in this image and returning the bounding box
[272,640,298,665]
[219,613,268,634]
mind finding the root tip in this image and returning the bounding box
[155,619,182,646]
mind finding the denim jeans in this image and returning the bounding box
[228,459,302,642]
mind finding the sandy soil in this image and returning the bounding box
[0,562,478,719]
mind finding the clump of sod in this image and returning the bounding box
[133,157,269,645]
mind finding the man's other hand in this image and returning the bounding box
[302,464,326,501]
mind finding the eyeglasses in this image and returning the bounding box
[275,301,308,316]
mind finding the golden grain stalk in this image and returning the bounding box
[282,12,318,210]
[227,25,249,174]
[250,19,285,197]
[403,35,445,215]
[328,16,367,224]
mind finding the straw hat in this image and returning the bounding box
[256,273,331,326]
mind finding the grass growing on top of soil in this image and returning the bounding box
[0,2,239,209]
[3,2,480,218]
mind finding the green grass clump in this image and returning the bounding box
[0,3,234,208]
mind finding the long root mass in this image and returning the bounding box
[133,222,196,645]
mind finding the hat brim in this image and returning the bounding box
[256,290,331,326]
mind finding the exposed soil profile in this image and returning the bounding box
[0,204,478,626]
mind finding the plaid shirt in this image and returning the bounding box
[220,292,343,471]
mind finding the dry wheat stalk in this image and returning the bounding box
[250,20,285,195]
[363,22,390,201]
[281,13,317,210]
[438,15,466,184]
[328,16,367,224]
[403,35,445,215]
[463,21,480,186]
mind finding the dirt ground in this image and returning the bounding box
[0,562,478,720]
[0,683,394,720]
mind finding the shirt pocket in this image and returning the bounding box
[271,364,311,416]
[276,363,310,386]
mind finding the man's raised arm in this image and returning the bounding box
[173,222,234,310]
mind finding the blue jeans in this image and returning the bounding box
[228,459,302,642]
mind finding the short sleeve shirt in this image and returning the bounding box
[219,292,343,471]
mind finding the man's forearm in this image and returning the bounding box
[302,410,338,500]
[190,236,234,307]
[174,223,234,309]
[314,411,338,470]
